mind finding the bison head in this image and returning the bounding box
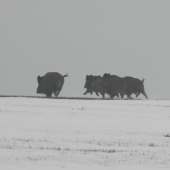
[37,76,42,84]
[84,75,94,88]
[37,76,43,94]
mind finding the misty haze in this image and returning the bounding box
[0,1,170,170]
[0,0,169,99]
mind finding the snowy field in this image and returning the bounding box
[0,97,170,170]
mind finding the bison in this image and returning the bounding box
[102,73,126,99]
[83,74,120,99]
[122,76,148,99]
[83,75,105,98]
[37,72,68,97]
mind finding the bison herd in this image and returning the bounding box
[84,73,148,99]
[37,72,148,99]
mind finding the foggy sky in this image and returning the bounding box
[0,0,170,99]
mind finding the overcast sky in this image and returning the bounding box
[0,0,170,99]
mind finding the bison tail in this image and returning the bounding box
[63,73,68,78]
[142,78,145,83]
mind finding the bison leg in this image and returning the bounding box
[135,92,140,98]
[108,92,114,98]
[95,92,99,96]
[101,93,105,99]
[90,91,93,95]
[84,90,93,95]
[126,95,130,99]
[120,93,125,99]
[115,93,119,98]
[116,93,119,98]
[126,92,132,99]
[83,90,89,95]
[54,92,58,97]
[54,88,62,97]
[46,92,52,97]
[127,94,134,99]
[142,91,148,99]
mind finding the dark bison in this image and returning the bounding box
[102,73,126,99]
[122,76,148,99]
[83,75,94,95]
[37,72,68,97]
[84,75,105,98]
[92,76,105,98]
[83,74,120,99]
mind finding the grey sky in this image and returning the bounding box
[0,0,170,99]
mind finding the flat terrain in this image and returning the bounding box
[0,97,170,170]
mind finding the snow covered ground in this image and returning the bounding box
[0,97,170,170]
